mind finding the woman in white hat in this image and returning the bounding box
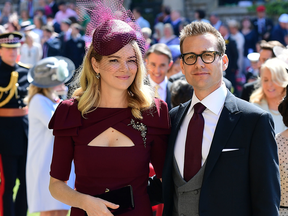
[25,56,75,216]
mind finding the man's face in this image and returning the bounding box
[258,49,273,68]
[257,11,265,19]
[0,47,18,66]
[146,52,172,84]
[180,33,228,99]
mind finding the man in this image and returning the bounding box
[63,23,85,69]
[59,18,72,55]
[271,13,288,46]
[241,40,284,101]
[219,23,238,93]
[162,21,280,216]
[170,10,182,37]
[209,13,222,31]
[0,32,30,216]
[41,25,61,58]
[132,7,150,29]
[55,2,77,25]
[252,5,274,41]
[146,43,173,110]
[47,0,58,16]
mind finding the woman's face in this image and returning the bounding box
[242,19,251,29]
[261,68,285,100]
[164,27,172,37]
[92,43,138,93]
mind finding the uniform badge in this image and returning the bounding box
[8,34,14,40]
[77,43,82,48]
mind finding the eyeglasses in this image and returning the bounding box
[181,51,222,65]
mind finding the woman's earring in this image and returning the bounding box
[96,73,100,79]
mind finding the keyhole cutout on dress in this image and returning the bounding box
[88,127,135,147]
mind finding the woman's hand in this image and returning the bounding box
[83,196,119,216]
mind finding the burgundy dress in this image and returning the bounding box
[49,98,170,216]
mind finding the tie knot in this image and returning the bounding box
[193,103,206,114]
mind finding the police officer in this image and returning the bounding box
[0,32,30,216]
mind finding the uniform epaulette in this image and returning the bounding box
[17,62,31,69]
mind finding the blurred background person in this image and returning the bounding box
[170,10,182,37]
[250,58,288,134]
[20,32,42,67]
[55,2,77,25]
[252,5,273,41]
[63,23,85,69]
[0,2,13,25]
[241,40,284,102]
[170,78,193,108]
[167,44,181,79]
[141,27,152,50]
[26,56,75,216]
[38,0,52,17]
[41,25,61,58]
[46,14,61,34]
[271,14,288,47]
[47,0,58,17]
[159,23,179,46]
[152,22,164,44]
[19,10,33,25]
[209,13,222,31]
[276,85,288,216]
[241,17,258,64]
[32,15,44,39]
[133,7,150,29]
[245,52,260,83]
[59,18,72,55]
[75,6,90,36]
[193,9,209,23]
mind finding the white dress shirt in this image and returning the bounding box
[148,76,167,101]
[174,83,227,177]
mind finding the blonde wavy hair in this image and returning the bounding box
[25,84,54,105]
[73,40,154,119]
[250,58,288,104]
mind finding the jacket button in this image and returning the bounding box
[18,100,21,104]
[180,214,185,216]
[194,190,198,195]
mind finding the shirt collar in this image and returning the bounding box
[187,82,227,116]
[148,75,168,90]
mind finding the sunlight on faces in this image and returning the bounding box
[91,43,137,93]
[261,68,285,100]
[0,47,18,65]
[146,52,172,84]
[180,33,228,95]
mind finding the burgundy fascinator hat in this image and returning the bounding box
[77,0,146,57]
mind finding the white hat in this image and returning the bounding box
[279,14,288,23]
[273,46,288,69]
[247,52,260,62]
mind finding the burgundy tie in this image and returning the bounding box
[184,102,206,182]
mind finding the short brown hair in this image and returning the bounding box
[145,43,172,62]
[179,21,226,55]
[260,40,285,57]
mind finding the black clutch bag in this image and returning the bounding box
[85,185,134,215]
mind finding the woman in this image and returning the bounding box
[276,86,288,215]
[48,1,170,216]
[159,23,179,45]
[26,56,76,216]
[250,58,288,134]
[20,32,42,67]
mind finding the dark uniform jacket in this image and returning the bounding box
[63,37,86,69]
[0,61,30,155]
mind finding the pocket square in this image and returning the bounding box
[222,148,239,152]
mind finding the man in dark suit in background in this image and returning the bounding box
[41,25,61,58]
[219,23,238,95]
[63,23,85,69]
[162,21,280,216]
[145,43,173,110]
[252,5,274,41]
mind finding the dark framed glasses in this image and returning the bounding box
[181,51,222,65]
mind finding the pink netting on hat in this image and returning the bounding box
[76,0,146,57]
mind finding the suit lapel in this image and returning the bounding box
[166,82,172,110]
[203,91,242,179]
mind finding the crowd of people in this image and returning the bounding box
[0,0,288,216]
